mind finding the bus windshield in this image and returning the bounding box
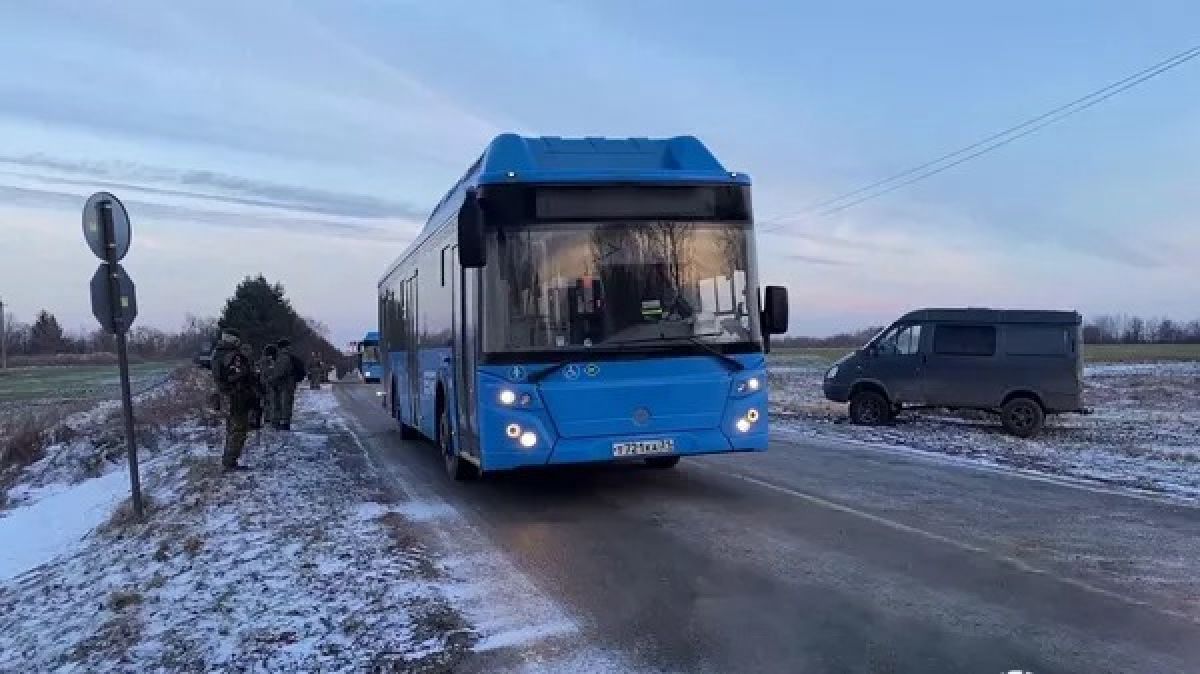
[361,344,380,363]
[484,221,760,353]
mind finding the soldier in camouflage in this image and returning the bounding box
[209,329,240,412]
[307,351,325,390]
[216,330,257,471]
[271,338,301,430]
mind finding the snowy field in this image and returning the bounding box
[771,359,1200,501]
[0,385,624,672]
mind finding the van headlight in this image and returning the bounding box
[825,365,839,379]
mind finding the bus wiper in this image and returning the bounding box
[527,344,654,383]
[528,358,576,384]
[684,336,746,372]
[528,335,744,382]
[606,334,746,372]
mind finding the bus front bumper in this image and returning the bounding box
[482,427,768,472]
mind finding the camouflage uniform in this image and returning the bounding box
[219,345,257,470]
[259,345,278,426]
[271,340,300,430]
[240,343,263,430]
[209,339,239,412]
[307,353,324,390]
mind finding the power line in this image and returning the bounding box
[761,44,1200,231]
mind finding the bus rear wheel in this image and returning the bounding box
[439,404,477,481]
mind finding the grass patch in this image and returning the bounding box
[1083,343,1200,363]
[99,493,158,534]
[0,361,184,404]
[769,347,852,367]
[107,589,144,612]
[0,413,50,472]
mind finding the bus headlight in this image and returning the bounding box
[736,377,761,394]
[499,389,517,405]
[735,418,752,433]
[519,431,538,448]
[825,365,839,380]
[505,423,521,439]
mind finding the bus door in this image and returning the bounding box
[405,271,419,424]
[449,245,480,457]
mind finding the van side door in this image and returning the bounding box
[865,323,926,404]
[923,324,1000,408]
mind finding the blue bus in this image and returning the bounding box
[379,134,788,479]
[356,331,383,383]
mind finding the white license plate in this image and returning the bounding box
[612,439,675,457]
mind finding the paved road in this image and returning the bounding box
[335,384,1200,673]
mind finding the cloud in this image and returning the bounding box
[784,253,854,266]
[0,184,416,242]
[0,155,427,220]
[1056,231,1164,269]
[764,227,911,254]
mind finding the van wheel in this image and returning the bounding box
[440,404,477,481]
[1001,397,1044,438]
[849,390,889,426]
[645,456,681,469]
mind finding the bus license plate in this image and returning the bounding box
[612,439,675,457]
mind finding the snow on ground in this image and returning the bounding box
[770,359,1200,501]
[0,385,635,672]
[0,468,130,581]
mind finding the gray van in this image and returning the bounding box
[822,309,1085,437]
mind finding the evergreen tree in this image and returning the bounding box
[217,275,345,372]
[29,310,64,354]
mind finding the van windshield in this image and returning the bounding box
[872,323,922,355]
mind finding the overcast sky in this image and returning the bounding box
[1,1,1197,347]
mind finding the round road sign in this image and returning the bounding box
[82,192,131,261]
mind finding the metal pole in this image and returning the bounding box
[99,203,144,519]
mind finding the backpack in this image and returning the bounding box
[219,351,251,395]
[212,345,235,393]
[291,353,306,381]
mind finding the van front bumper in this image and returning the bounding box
[823,380,851,403]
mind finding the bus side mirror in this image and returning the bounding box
[763,285,788,335]
[458,189,486,268]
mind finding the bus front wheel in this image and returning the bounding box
[439,404,477,481]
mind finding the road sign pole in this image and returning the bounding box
[99,202,144,519]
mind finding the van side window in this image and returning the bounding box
[933,325,996,356]
[877,324,922,356]
[1005,326,1069,355]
